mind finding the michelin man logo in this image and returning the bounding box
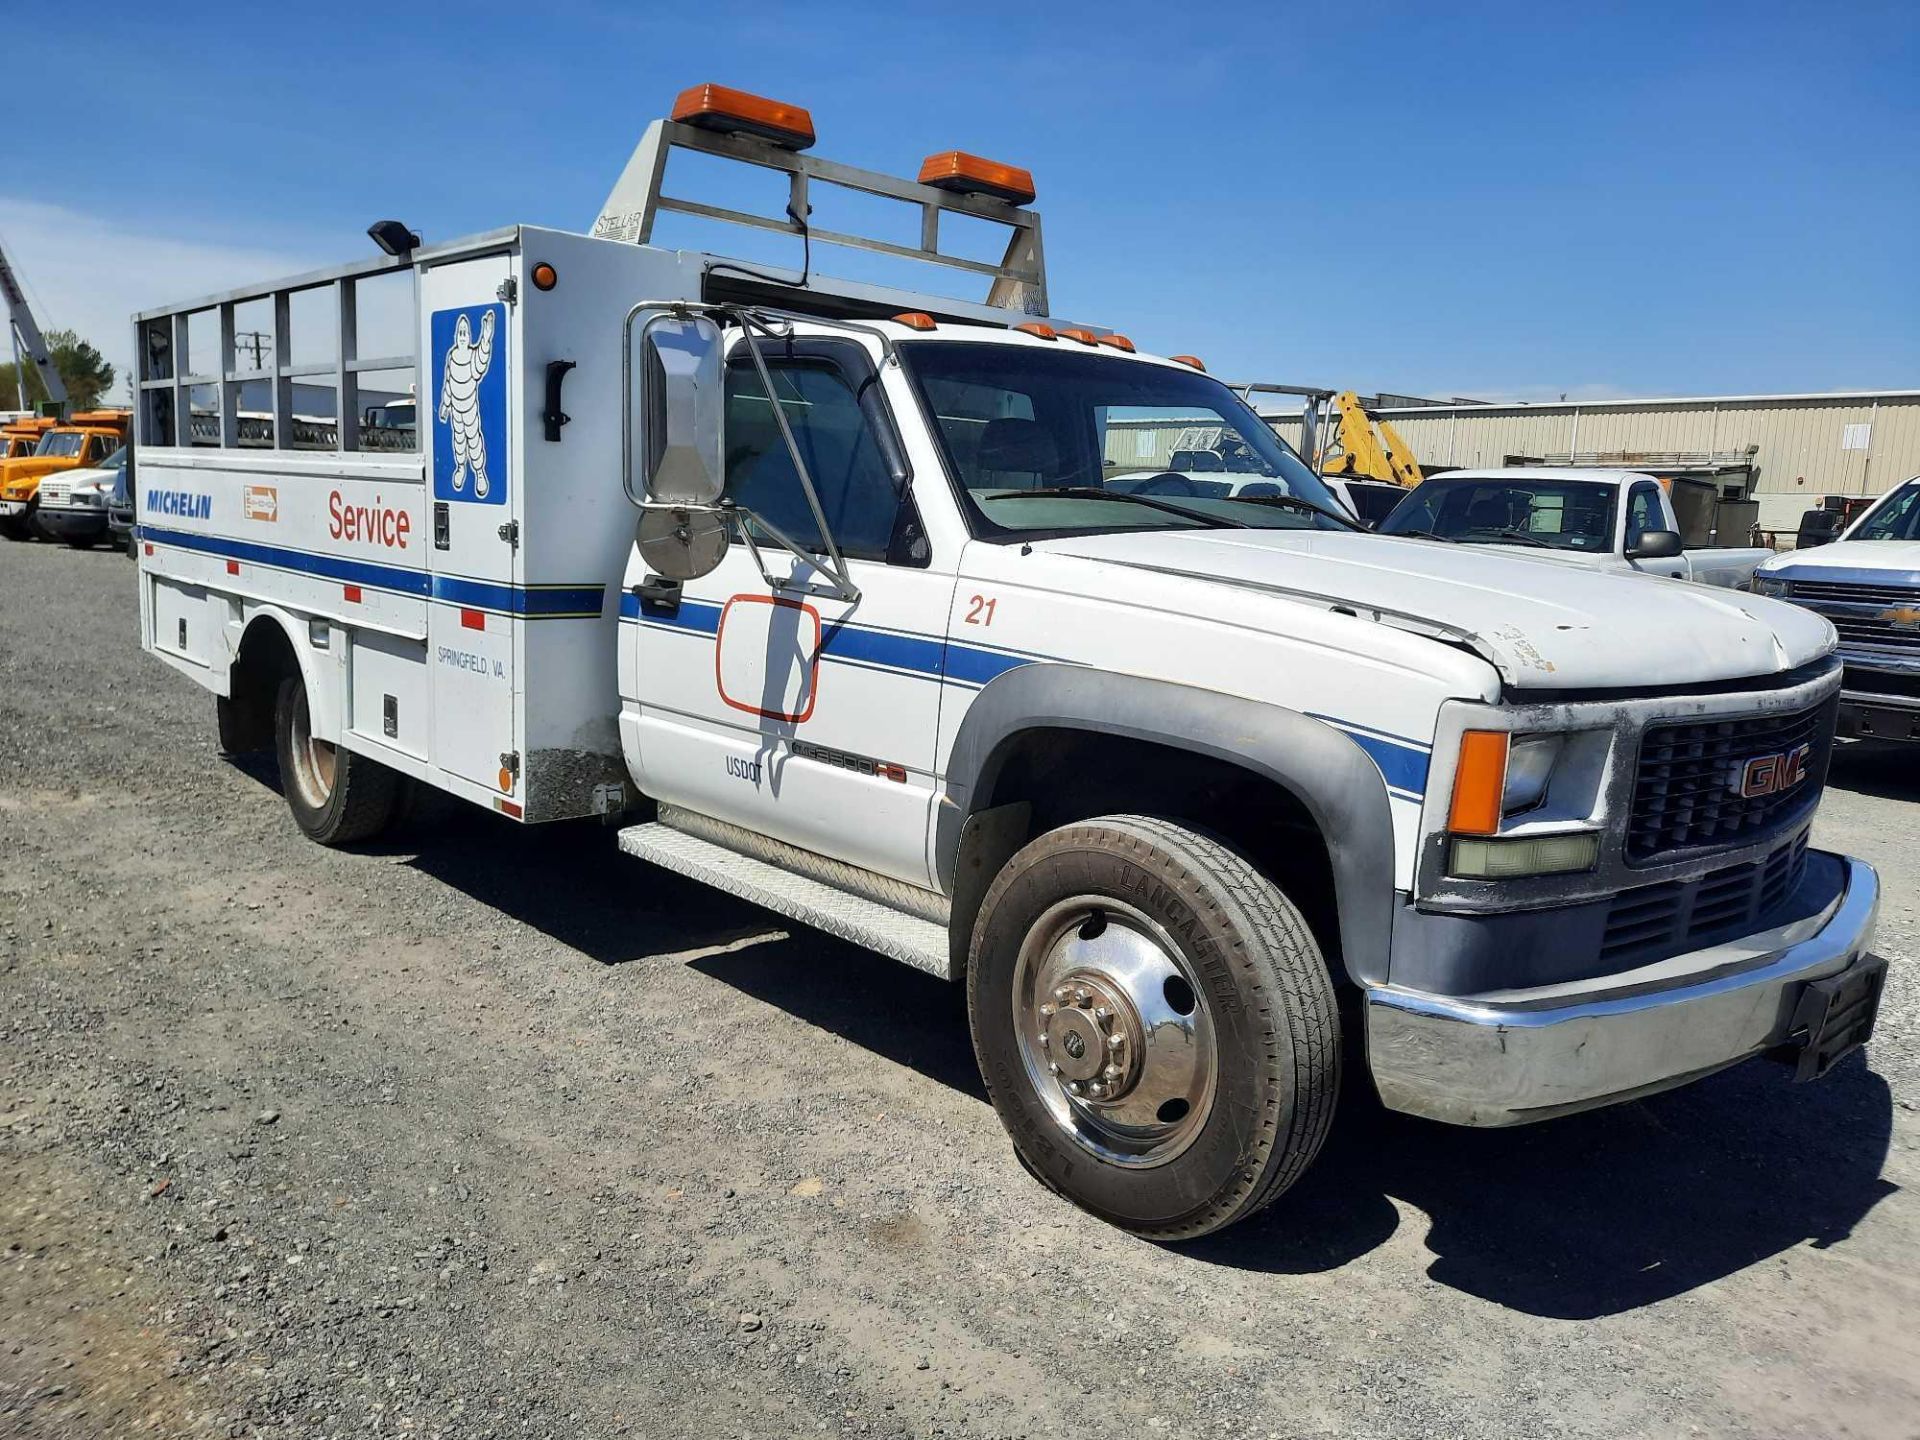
[438,310,495,496]
[430,302,507,506]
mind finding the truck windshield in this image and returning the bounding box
[1849,482,1920,541]
[1379,477,1617,552]
[896,341,1351,539]
[34,432,87,459]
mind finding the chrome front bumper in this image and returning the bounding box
[1366,853,1881,1126]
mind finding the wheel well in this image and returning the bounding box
[221,616,302,754]
[963,728,1344,978]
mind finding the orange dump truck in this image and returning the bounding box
[0,410,129,540]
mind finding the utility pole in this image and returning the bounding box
[235,330,270,371]
[0,239,67,414]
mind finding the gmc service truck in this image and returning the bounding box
[133,85,1886,1240]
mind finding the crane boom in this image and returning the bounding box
[0,240,67,411]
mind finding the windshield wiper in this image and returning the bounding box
[1476,529,1552,548]
[995,487,1246,529]
[1232,494,1359,529]
[1382,525,1456,542]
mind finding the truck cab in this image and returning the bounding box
[1754,474,1920,741]
[1378,466,1774,587]
[132,84,1885,1241]
[0,411,130,540]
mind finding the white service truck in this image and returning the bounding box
[133,85,1886,1240]
[1378,466,1773,586]
[1753,473,1920,742]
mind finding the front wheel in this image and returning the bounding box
[967,814,1340,1241]
[272,674,400,845]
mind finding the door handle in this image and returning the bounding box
[635,574,681,614]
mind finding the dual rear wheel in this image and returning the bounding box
[268,674,401,845]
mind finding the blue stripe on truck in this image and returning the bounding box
[141,525,605,617]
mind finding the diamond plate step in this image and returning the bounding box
[618,822,952,979]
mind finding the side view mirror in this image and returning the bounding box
[636,503,730,582]
[627,311,725,507]
[1627,528,1683,560]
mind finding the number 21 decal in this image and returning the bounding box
[964,594,997,626]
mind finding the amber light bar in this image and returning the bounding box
[917,150,1037,207]
[671,83,816,150]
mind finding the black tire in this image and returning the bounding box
[0,510,32,541]
[967,814,1340,1241]
[64,537,96,550]
[272,674,400,845]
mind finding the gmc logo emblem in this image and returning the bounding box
[1733,742,1812,798]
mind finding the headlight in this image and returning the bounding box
[1503,734,1562,816]
[1450,832,1599,878]
[1444,728,1601,878]
[1751,574,1790,598]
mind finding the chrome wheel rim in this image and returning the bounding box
[1011,896,1218,1168]
[286,685,336,809]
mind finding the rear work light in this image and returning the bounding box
[671,83,816,150]
[917,151,1037,206]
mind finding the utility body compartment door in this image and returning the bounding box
[418,251,520,796]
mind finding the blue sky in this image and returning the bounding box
[4,0,1915,401]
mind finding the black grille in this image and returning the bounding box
[1828,615,1920,651]
[1601,830,1811,966]
[1786,578,1919,606]
[1627,697,1837,861]
[1842,664,1920,699]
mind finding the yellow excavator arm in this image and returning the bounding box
[1317,391,1424,488]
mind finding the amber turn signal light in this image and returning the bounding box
[917,150,1037,206]
[530,262,557,291]
[892,312,937,331]
[1448,731,1510,837]
[671,83,816,150]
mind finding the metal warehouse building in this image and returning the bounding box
[1264,389,1920,537]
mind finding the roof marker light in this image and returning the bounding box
[893,312,937,331]
[671,83,817,150]
[1095,333,1135,352]
[1014,323,1057,340]
[917,151,1037,206]
[1057,328,1099,346]
[1171,354,1206,371]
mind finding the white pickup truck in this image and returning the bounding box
[132,85,1885,1240]
[1753,473,1920,742]
[1378,466,1773,586]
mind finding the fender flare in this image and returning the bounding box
[231,604,335,742]
[937,665,1401,987]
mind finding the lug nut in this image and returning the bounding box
[1074,987,1092,1006]
[1048,1062,1061,1075]
[1038,1033,1050,1048]
[1103,1063,1122,1080]
[1093,1006,1111,1022]
[1089,1082,1107,1099]
[1054,987,1071,1004]
[1067,1081,1083,1097]
[1106,1034,1124,1051]
[1040,1003,1055,1018]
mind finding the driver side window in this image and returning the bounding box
[1626,485,1663,545]
[724,355,908,564]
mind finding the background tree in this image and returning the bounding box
[0,328,116,411]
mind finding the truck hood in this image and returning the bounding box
[1761,540,1920,581]
[1037,528,1835,690]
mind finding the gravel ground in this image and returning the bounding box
[2,538,1917,1440]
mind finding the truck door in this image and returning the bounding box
[1624,480,1687,578]
[418,253,519,795]
[628,336,951,890]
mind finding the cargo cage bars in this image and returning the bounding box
[130,243,444,455]
[591,118,1049,316]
